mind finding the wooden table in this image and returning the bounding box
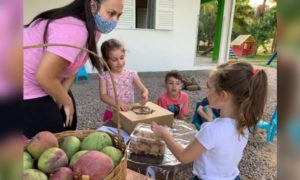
[126,169,152,180]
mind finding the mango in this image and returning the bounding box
[26,131,58,159]
[73,151,113,180]
[23,169,48,180]
[49,167,73,180]
[23,151,34,170]
[101,146,123,167]
[80,132,112,151]
[38,147,68,174]
[69,150,88,168]
[59,136,81,159]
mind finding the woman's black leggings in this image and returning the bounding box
[23,91,77,138]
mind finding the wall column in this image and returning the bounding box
[218,0,236,64]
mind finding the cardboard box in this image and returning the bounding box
[112,102,174,134]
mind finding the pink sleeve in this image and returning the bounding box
[80,31,101,68]
[95,31,102,41]
[181,93,189,115]
[157,95,168,109]
[129,70,137,79]
[46,18,88,64]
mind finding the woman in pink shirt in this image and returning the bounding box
[23,0,124,138]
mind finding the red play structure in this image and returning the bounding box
[231,35,256,57]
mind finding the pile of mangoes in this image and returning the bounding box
[23,131,123,180]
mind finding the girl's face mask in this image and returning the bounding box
[94,14,117,34]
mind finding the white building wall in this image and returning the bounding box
[24,0,73,24]
[87,0,203,73]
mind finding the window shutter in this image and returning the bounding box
[155,0,174,30]
[117,0,135,29]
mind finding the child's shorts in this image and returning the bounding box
[103,109,113,122]
[193,175,240,180]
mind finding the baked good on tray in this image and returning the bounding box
[129,123,169,156]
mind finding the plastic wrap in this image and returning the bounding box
[127,120,196,179]
[129,123,170,156]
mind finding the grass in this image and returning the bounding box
[240,55,277,68]
[195,52,277,68]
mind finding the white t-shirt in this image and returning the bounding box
[193,117,249,180]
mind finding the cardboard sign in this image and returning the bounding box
[112,102,174,133]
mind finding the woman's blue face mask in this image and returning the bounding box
[94,15,117,34]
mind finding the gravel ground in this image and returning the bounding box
[71,66,277,180]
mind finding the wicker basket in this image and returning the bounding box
[24,43,127,179]
[54,130,127,180]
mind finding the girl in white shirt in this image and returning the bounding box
[152,62,268,180]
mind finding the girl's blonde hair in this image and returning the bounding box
[100,38,125,71]
[213,62,268,135]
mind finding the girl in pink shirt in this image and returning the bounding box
[157,70,189,119]
[23,0,124,138]
[99,39,149,122]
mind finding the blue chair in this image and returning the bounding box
[75,65,89,83]
[257,106,277,144]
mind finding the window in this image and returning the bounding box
[136,0,155,29]
[117,0,174,30]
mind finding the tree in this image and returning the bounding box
[248,6,277,54]
[232,0,255,40]
[232,0,277,54]
[197,1,217,50]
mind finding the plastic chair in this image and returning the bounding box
[257,106,277,144]
[75,65,89,83]
[228,47,238,63]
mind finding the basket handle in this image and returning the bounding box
[24,43,123,146]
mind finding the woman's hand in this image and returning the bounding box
[63,101,74,127]
[57,103,63,110]
[53,98,63,110]
[140,91,149,106]
[36,52,75,127]
[151,122,168,138]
